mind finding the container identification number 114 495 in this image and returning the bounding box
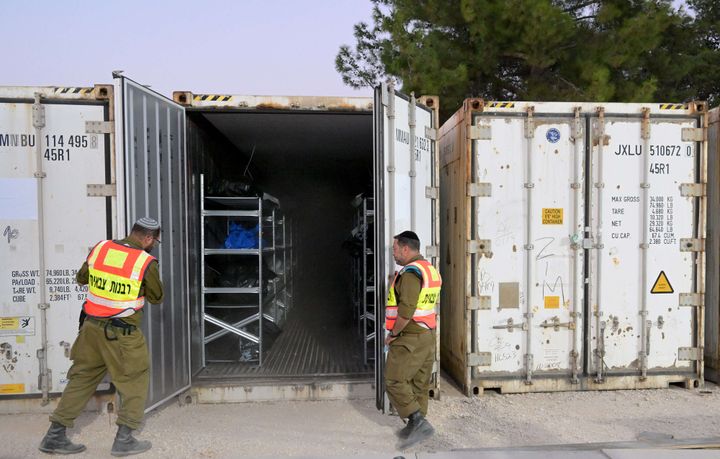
[44,134,98,162]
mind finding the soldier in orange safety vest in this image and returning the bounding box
[384,230,441,449]
[39,217,163,457]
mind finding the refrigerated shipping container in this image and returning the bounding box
[0,78,441,414]
[172,85,441,409]
[439,99,707,395]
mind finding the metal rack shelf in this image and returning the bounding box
[200,174,293,366]
[204,248,276,255]
[351,196,375,365]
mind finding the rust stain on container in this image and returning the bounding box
[256,103,293,110]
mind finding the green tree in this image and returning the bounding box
[337,0,719,118]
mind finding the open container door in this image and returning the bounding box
[116,75,191,410]
[374,83,439,412]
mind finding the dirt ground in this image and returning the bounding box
[2,377,720,459]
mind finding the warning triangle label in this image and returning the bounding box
[651,271,674,294]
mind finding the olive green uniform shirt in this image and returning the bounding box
[76,237,164,328]
[394,254,428,334]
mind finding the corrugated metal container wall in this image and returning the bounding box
[116,78,191,410]
[439,99,706,395]
[0,86,116,405]
[705,107,720,383]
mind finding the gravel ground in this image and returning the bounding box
[2,378,720,458]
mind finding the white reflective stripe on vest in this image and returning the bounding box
[414,308,435,317]
[87,292,145,310]
[129,252,151,281]
[386,308,398,318]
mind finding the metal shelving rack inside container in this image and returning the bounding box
[200,174,291,367]
[351,196,375,365]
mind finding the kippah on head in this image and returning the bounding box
[394,230,420,242]
[134,217,160,231]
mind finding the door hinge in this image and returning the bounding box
[467,352,492,367]
[678,347,702,361]
[86,121,114,134]
[425,126,437,141]
[87,184,116,197]
[679,293,704,308]
[425,186,439,200]
[524,107,535,138]
[467,182,492,197]
[468,239,493,257]
[32,97,46,129]
[682,127,705,142]
[680,238,705,252]
[641,108,651,140]
[469,125,491,140]
[467,296,491,310]
[425,245,439,258]
[680,183,706,197]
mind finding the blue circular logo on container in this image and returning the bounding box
[546,128,561,143]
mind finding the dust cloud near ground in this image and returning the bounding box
[3,378,720,458]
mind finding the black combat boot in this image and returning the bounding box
[110,424,152,457]
[398,410,435,449]
[397,414,417,439]
[38,421,86,454]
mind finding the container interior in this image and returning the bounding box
[186,109,375,381]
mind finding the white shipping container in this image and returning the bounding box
[175,84,440,409]
[0,78,440,415]
[0,87,114,399]
[439,99,707,395]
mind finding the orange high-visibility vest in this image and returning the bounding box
[83,240,156,318]
[386,259,442,331]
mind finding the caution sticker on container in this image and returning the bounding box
[544,296,560,309]
[0,316,35,337]
[0,384,25,394]
[542,208,563,225]
[651,271,674,294]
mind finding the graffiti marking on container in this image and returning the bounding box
[536,237,555,261]
[3,225,19,244]
[478,269,495,294]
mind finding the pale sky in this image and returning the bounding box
[0,0,375,98]
[0,1,690,99]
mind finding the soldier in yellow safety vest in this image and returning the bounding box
[39,217,164,457]
[385,230,441,449]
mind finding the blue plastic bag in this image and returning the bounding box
[224,222,260,249]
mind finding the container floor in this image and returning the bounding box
[196,312,373,380]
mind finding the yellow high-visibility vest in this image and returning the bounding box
[83,240,155,318]
[386,259,441,330]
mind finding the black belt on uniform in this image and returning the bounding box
[86,316,137,340]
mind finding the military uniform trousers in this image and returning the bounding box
[385,331,435,418]
[50,318,150,430]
